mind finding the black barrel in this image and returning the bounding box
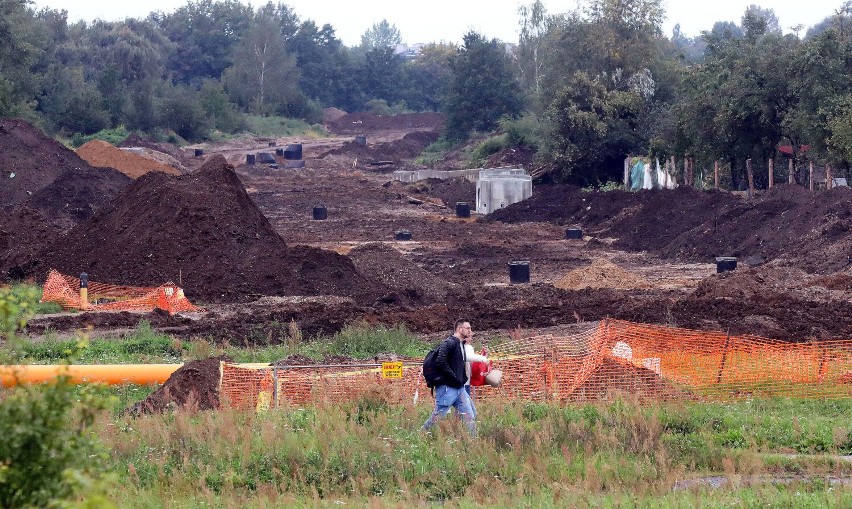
[312,206,328,220]
[715,257,737,273]
[508,261,530,284]
[355,135,367,146]
[394,230,412,241]
[456,202,471,218]
[565,227,583,240]
[194,148,204,157]
[284,144,302,160]
[246,154,256,166]
[275,148,284,156]
[257,152,276,164]
[284,160,305,169]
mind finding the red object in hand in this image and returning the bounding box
[470,359,491,386]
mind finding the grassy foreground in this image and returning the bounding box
[99,396,852,508]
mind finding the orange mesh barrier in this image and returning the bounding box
[219,319,852,408]
[41,269,201,314]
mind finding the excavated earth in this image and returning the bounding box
[6,113,852,358]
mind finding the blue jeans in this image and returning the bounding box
[422,385,476,435]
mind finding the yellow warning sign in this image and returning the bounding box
[381,362,403,379]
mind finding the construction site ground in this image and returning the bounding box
[6,113,852,349]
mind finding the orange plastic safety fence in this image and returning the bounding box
[41,269,201,314]
[219,319,852,409]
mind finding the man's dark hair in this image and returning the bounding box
[454,319,470,331]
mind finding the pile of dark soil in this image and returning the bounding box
[568,357,693,401]
[348,243,454,302]
[35,155,387,304]
[0,208,61,281]
[485,144,536,170]
[422,177,476,208]
[326,112,445,134]
[124,357,224,415]
[322,131,440,163]
[23,166,132,230]
[488,183,852,274]
[0,118,96,207]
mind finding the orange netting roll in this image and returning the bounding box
[41,269,201,314]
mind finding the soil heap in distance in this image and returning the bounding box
[77,139,181,179]
[0,118,99,207]
[39,154,387,303]
[554,259,652,290]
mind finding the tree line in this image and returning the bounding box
[2,0,852,187]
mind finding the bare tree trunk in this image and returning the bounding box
[827,165,833,189]
[747,159,754,198]
[788,158,795,184]
[714,160,720,189]
[809,161,814,191]
[624,156,629,189]
[768,157,774,189]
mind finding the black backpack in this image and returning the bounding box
[422,343,443,388]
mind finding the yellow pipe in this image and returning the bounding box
[0,364,183,386]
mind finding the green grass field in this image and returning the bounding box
[4,287,852,507]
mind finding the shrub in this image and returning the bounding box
[0,287,113,507]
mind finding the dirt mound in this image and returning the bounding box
[326,112,445,134]
[423,177,476,208]
[348,243,454,302]
[0,208,62,281]
[553,259,651,290]
[568,357,693,401]
[487,183,852,275]
[322,107,348,124]
[77,140,180,179]
[36,155,387,304]
[485,144,536,170]
[0,118,95,207]
[323,130,440,163]
[119,133,192,173]
[125,357,223,415]
[23,166,132,230]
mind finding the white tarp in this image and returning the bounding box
[630,158,676,190]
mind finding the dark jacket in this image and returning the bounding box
[435,335,467,389]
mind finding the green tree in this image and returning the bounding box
[443,31,523,140]
[399,42,455,111]
[151,0,252,84]
[0,286,113,508]
[360,19,401,50]
[287,20,358,110]
[223,12,301,115]
[0,0,47,118]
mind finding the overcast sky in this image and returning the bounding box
[30,0,846,46]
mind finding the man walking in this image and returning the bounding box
[421,319,477,435]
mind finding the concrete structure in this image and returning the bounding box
[476,173,532,214]
[392,166,526,183]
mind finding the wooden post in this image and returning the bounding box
[685,156,692,187]
[827,165,833,189]
[624,156,630,189]
[747,159,754,198]
[716,331,731,384]
[714,160,720,189]
[809,161,814,191]
[768,157,774,189]
[788,158,795,184]
[79,273,88,310]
